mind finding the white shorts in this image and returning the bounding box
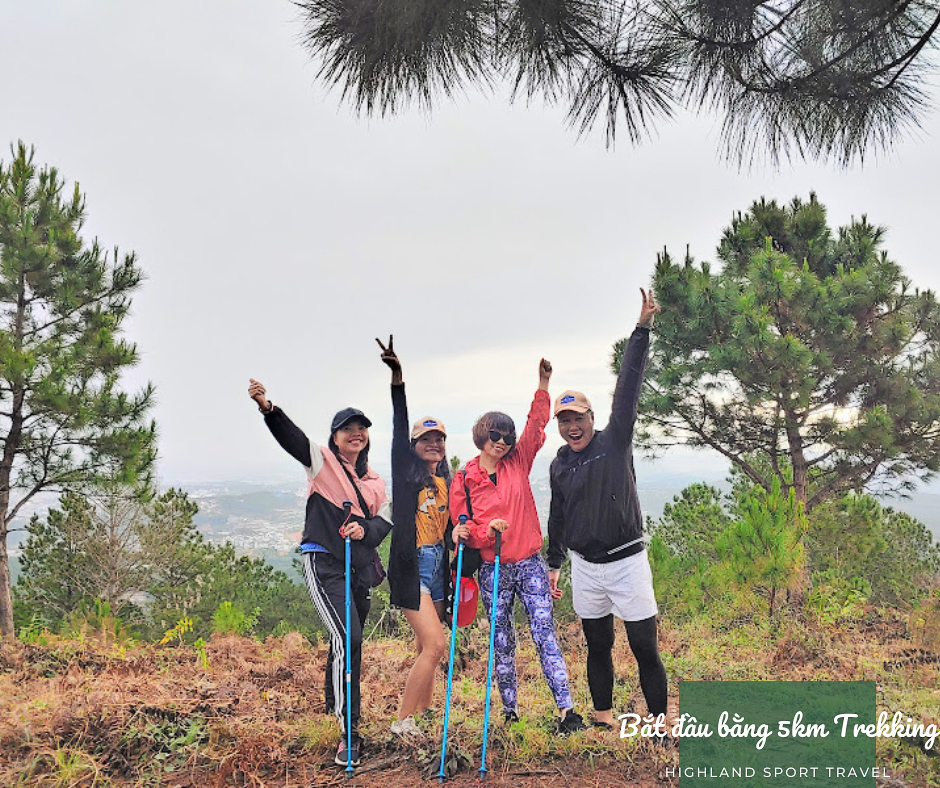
[570,548,659,621]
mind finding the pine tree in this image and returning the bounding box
[715,477,806,617]
[15,483,322,641]
[138,487,209,628]
[15,487,178,631]
[0,142,155,638]
[647,483,731,617]
[15,494,97,628]
[139,489,316,641]
[649,482,730,560]
[297,0,940,163]
[808,495,940,606]
[619,193,940,512]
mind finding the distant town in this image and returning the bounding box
[9,470,940,583]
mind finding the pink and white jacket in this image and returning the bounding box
[263,405,391,568]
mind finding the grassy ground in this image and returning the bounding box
[0,606,937,787]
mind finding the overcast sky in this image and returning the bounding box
[3,3,940,490]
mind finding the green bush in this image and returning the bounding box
[211,601,259,637]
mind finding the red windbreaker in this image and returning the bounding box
[449,389,549,564]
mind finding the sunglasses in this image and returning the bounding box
[488,430,516,446]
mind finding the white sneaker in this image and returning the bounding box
[391,716,422,739]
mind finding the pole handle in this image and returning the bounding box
[494,529,502,556]
[342,501,352,539]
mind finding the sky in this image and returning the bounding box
[2,3,940,490]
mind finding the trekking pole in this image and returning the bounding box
[342,501,355,775]
[438,514,467,782]
[478,530,502,778]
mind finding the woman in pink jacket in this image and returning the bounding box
[449,360,585,735]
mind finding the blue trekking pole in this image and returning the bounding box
[438,514,467,782]
[478,529,502,778]
[342,501,355,774]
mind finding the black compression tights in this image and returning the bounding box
[581,614,667,716]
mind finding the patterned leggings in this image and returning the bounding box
[478,552,574,713]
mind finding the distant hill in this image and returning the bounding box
[182,480,308,575]
[9,475,940,587]
[182,476,940,570]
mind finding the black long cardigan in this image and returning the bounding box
[386,383,453,611]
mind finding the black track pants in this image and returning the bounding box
[581,614,667,716]
[302,551,371,733]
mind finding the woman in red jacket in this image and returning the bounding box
[449,360,585,735]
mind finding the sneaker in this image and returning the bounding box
[391,716,422,739]
[591,719,614,732]
[557,709,586,736]
[334,734,361,767]
[503,709,520,724]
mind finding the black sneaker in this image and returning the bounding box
[334,734,361,767]
[503,710,520,724]
[557,709,586,736]
[591,719,614,731]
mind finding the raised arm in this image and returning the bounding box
[248,378,315,468]
[607,289,659,443]
[513,359,552,470]
[378,335,412,469]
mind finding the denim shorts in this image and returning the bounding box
[417,543,446,602]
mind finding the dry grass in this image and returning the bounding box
[0,607,937,787]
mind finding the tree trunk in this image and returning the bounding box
[0,512,13,638]
[0,407,24,639]
[0,274,27,638]
[785,417,808,508]
[784,415,808,605]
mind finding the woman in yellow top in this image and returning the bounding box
[378,337,452,737]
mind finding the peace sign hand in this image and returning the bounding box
[376,335,403,384]
[638,288,661,328]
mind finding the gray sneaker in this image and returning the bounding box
[391,716,422,739]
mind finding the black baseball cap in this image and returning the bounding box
[331,407,372,432]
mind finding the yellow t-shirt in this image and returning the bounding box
[415,476,448,548]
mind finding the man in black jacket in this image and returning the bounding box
[547,289,668,732]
